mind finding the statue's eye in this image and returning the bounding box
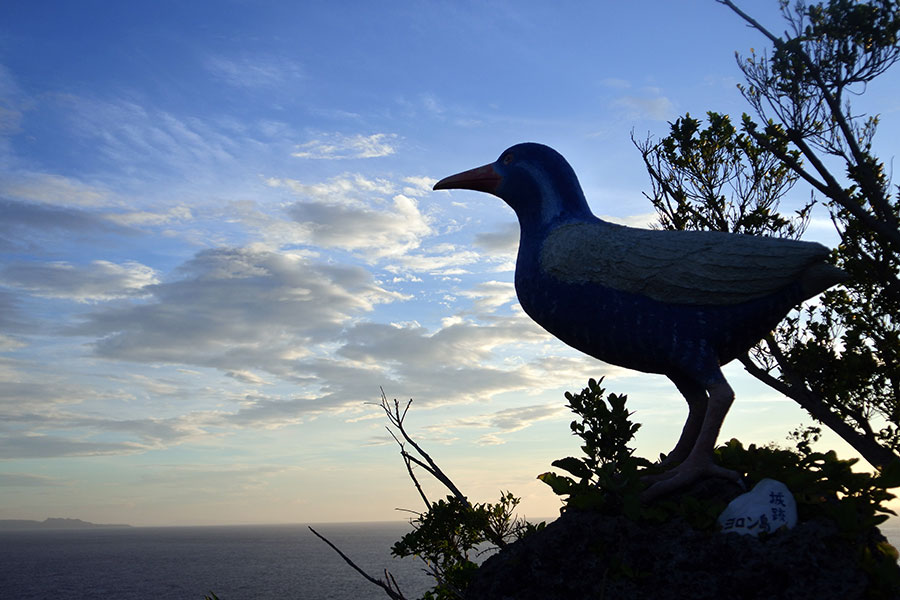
[502,153,514,165]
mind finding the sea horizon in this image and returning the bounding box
[3,518,898,599]
[6,512,900,532]
[0,521,435,600]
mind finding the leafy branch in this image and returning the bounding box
[311,390,539,600]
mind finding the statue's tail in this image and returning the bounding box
[800,262,849,298]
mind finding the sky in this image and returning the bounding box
[1,1,899,527]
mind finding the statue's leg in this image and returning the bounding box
[658,375,708,466]
[641,377,741,501]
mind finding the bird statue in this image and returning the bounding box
[433,142,848,500]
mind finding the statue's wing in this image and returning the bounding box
[539,221,830,306]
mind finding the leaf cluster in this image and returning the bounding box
[538,379,733,530]
[635,111,811,238]
[540,378,900,531]
[717,438,899,532]
[537,378,651,518]
[391,492,541,600]
[309,392,543,600]
[537,377,900,592]
[720,0,900,468]
[637,0,900,471]
[376,391,542,599]
[734,0,900,151]
[716,437,900,594]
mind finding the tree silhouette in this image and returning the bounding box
[637,0,900,469]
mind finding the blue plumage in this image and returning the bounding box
[435,143,847,499]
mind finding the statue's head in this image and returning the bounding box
[434,143,591,227]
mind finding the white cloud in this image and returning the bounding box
[459,404,567,433]
[205,55,304,88]
[402,176,438,197]
[0,173,113,208]
[384,246,484,275]
[600,77,632,89]
[330,314,573,407]
[0,434,148,459]
[263,174,434,258]
[422,402,569,446]
[476,433,505,446]
[391,274,422,283]
[0,363,241,458]
[459,281,517,313]
[613,94,675,121]
[0,257,627,450]
[420,93,444,115]
[106,205,193,227]
[0,260,159,302]
[287,194,432,258]
[0,63,24,136]
[66,97,240,174]
[0,289,32,333]
[267,173,396,200]
[217,393,323,428]
[0,334,25,351]
[0,405,211,458]
[0,378,93,411]
[473,223,519,255]
[68,247,406,371]
[600,212,658,228]
[0,473,61,487]
[292,133,398,159]
[0,198,132,243]
[226,370,269,385]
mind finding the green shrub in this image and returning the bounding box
[537,377,651,519]
[390,492,540,600]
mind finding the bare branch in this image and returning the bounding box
[379,388,468,504]
[717,0,782,45]
[399,441,432,508]
[722,0,900,249]
[738,351,896,468]
[308,526,408,600]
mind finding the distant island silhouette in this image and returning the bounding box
[0,518,131,530]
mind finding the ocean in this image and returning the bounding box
[0,522,433,600]
[2,520,899,600]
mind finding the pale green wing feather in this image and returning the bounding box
[539,221,829,306]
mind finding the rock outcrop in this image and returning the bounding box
[466,483,899,600]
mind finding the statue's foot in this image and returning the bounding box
[640,457,740,502]
[657,448,688,468]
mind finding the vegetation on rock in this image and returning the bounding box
[312,380,899,599]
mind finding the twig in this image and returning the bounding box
[738,351,895,468]
[308,526,407,600]
[379,388,468,504]
[719,0,900,249]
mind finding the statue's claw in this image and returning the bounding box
[640,457,740,503]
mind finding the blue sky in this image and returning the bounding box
[2,1,898,526]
